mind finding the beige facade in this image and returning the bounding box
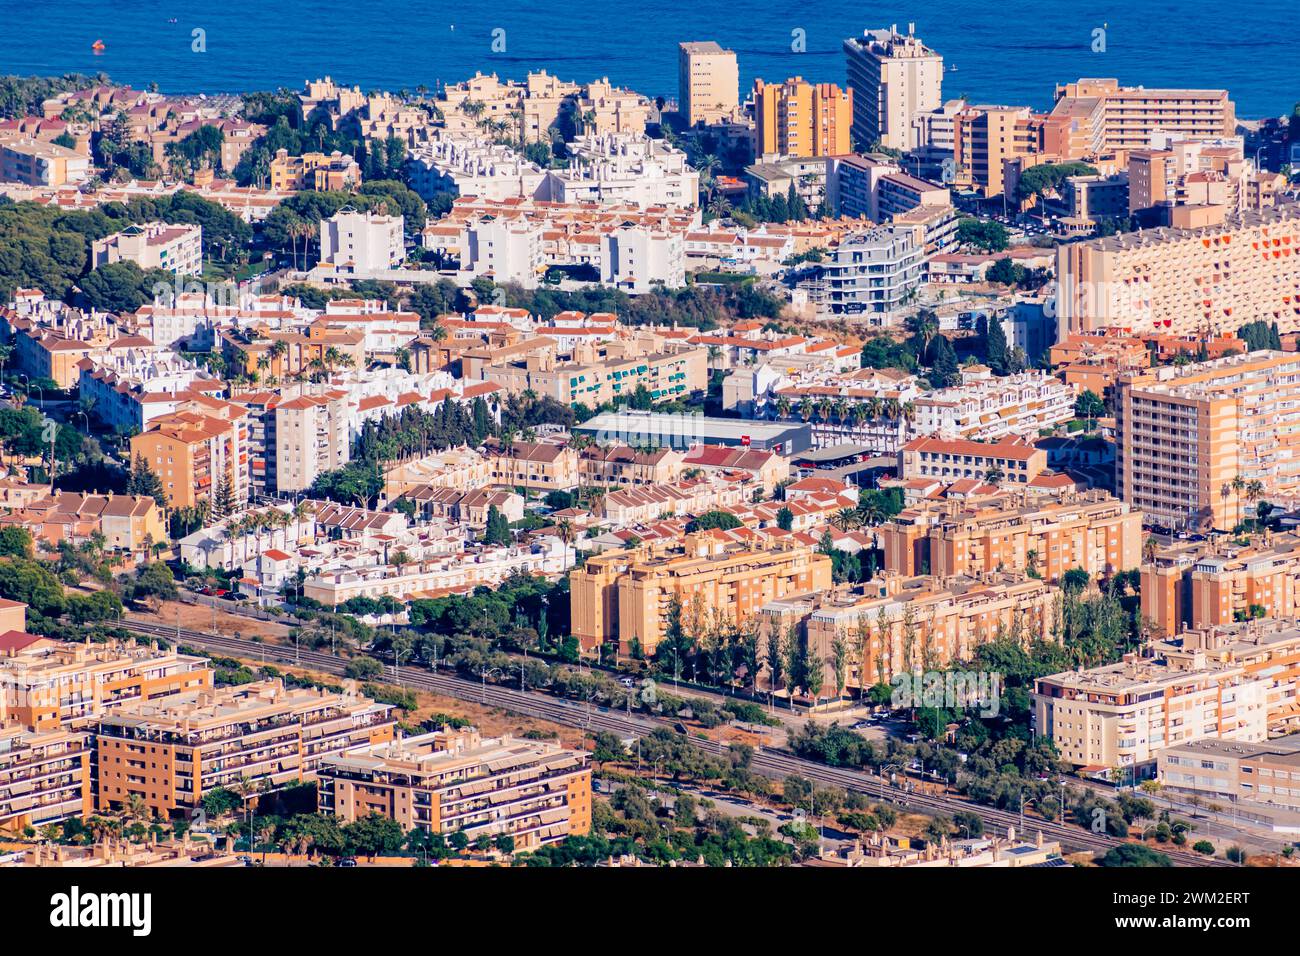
[274,392,350,493]
[1049,79,1235,155]
[95,679,395,817]
[0,639,212,732]
[1055,205,1300,337]
[1159,737,1300,811]
[881,490,1142,583]
[487,440,579,493]
[678,42,739,126]
[1142,533,1300,637]
[1034,619,1300,772]
[766,571,1057,694]
[1116,351,1300,532]
[91,221,202,276]
[0,726,93,832]
[570,536,833,654]
[318,729,591,851]
[899,436,1048,485]
[843,27,943,152]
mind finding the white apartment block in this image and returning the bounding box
[274,391,350,493]
[820,223,925,319]
[912,366,1075,440]
[318,210,405,273]
[601,223,686,292]
[544,133,699,209]
[92,222,203,276]
[844,26,944,152]
[405,134,547,202]
[464,215,546,287]
[79,350,222,433]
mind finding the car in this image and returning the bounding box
[339,858,358,868]
[619,677,635,688]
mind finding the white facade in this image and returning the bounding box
[601,224,686,293]
[544,133,699,208]
[820,224,925,320]
[405,134,547,202]
[319,210,405,273]
[464,215,546,287]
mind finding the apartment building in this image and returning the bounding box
[301,537,566,605]
[598,478,748,526]
[1142,533,1300,637]
[602,221,687,292]
[480,339,707,409]
[405,134,547,203]
[274,391,350,494]
[753,77,853,158]
[911,366,1075,441]
[843,26,943,152]
[768,571,1056,693]
[880,489,1143,582]
[129,401,251,511]
[1055,204,1300,337]
[899,436,1048,484]
[1033,619,1300,773]
[0,637,213,732]
[824,154,950,222]
[952,105,1044,198]
[0,726,93,832]
[318,209,404,274]
[678,41,739,126]
[1115,350,1300,532]
[543,133,699,208]
[1049,330,1153,396]
[319,728,590,850]
[91,222,202,276]
[1158,736,1300,812]
[0,138,89,186]
[95,679,396,817]
[486,440,579,493]
[570,536,832,653]
[1048,79,1235,156]
[821,223,926,319]
[268,148,360,191]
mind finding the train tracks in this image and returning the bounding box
[123,618,1229,865]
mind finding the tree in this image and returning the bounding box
[927,336,959,389]
[986,257,1024,287]
[1075,389,1107,424]
[126,454,168,508]
[776,506,794,532]
[982,311,1009,373]
[1061,567,1090,594]
[1099,844,1172,867]
[130,562,178,602]
[685,510,743,533]
[483,505,512,546]
[0,526,33,559]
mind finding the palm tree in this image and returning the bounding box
[556,518,575,569]
[830,508,860,532]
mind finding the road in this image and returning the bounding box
[122,616,1229,865]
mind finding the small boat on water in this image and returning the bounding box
[91,39,105,51]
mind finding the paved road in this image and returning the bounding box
[123,616,1229,865]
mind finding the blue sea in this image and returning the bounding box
[0,0,1292,118]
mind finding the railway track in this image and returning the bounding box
[124,619,1229,865]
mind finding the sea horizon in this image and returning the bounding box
[0,0,1293,120]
